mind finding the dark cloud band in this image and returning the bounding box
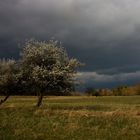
[0,0,140,88]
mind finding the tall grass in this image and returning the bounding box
[0,96,140,140]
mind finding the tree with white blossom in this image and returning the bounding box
[20,39,80,106]
[0,59,19,105]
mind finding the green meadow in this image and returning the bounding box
[0,96,140,140]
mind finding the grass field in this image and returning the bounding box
[0,96,140,140]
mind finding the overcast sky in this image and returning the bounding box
[1,0,140,89]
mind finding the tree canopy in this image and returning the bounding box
[0,59,19,105]
[0,39,81,106]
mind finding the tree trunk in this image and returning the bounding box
[0,94,10,105]
[36,93,43,107]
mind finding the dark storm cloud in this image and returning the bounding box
[76,71,140,91]
[1,0,140,87]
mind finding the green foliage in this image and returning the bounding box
[85,87,100,96]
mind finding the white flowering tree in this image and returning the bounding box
[20,39,80,107]
[0,59,18,105]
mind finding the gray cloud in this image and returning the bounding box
[1,0,140,87]
[77,70,140,90]
[77,71,140,83]
[1,0,140,41]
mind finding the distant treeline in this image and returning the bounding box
[85,84,140,96]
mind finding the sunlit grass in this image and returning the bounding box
[0,96,140,140]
